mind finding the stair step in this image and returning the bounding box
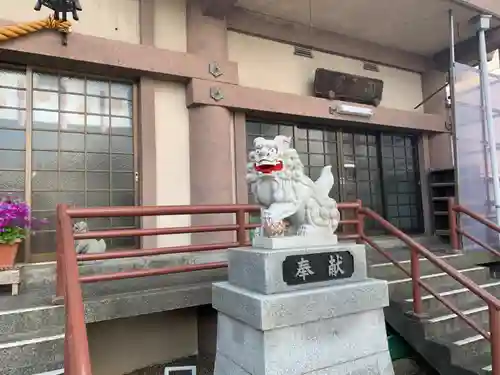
[424,300,490,338]
[458,351,493,374]
[387,266,490,299]
[404,280,500,316]
[432,330,495,374]
[22,250,229,291]
[82,278,218,323]
[0,327,64,372]
[366,235,449,252]
[0,304,63,336]
[33,369,64,375]
[369,252,486,281]
[81,266,228,299]
[367,245,454,264]
[445,330,490,364]
[3,363,64,375]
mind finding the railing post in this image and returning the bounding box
[490,305,500,375]
[64,313,71,375]
[60,203,93,375]
[448,197,460,250]
[355,199,364,243]
[410,245,423,316]
[55,206,65,302]
[236,209,247,246]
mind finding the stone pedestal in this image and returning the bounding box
[212,238,394,375]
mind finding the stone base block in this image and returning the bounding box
[228,243,367,294]
[214,309,392,375]
[252,235,338,250]
[214,350,394,375]
[212,278,389,330]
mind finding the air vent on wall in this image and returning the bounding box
[363,62,379,72]
[294,45,313,58]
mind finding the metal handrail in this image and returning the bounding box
[446,197,500,374]
[57,200,500,375]
[449,197,500,257]
[362,203,500,375]
[57,205,92,375]
[56,202,360,374]
[361,207,500,309]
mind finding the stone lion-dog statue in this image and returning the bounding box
[247,135,340,240]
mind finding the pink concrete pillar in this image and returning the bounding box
[187,0,235,244]
[187,0,228,60]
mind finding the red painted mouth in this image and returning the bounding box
[255,161,283,174]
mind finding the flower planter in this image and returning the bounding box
[0,242,20,268]
[0,196,47,268]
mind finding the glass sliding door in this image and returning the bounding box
[245,119,424,235]
[339,131,384,233]
[380,134,423,233]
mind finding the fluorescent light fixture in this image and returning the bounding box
[336,103,374,118]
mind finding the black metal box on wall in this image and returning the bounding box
[313,68,384,107]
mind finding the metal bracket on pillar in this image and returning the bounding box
[209,62,223,78]
[210,87,224,101]
[469,14,492,33]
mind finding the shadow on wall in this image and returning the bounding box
[87,309,198,375]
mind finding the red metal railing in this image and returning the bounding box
[361,206,500,361]
[446,197,500,374]
[56,202,359,374]
[358,201,500,375]
[57,200,500,375]
[448,197,500,257]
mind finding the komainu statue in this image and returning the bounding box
[247,135,340,240]
[73,221,106,254]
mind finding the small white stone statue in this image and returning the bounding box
[247,135,340,239]
[73,221,106,254]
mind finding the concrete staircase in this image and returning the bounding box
[0,250,228,375]
[367,235,498,375]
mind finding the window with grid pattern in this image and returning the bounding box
[381,134,421,231]
[244,120,423,234]
[246,120,341,202]
[0,68,138,260]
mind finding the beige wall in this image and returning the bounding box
[153,81,191,247]
[88,310,198,375]
[227,32,424,113]
[154,0,187,51]
[4,0,140,43]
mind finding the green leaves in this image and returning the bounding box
[0,227,26,245]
